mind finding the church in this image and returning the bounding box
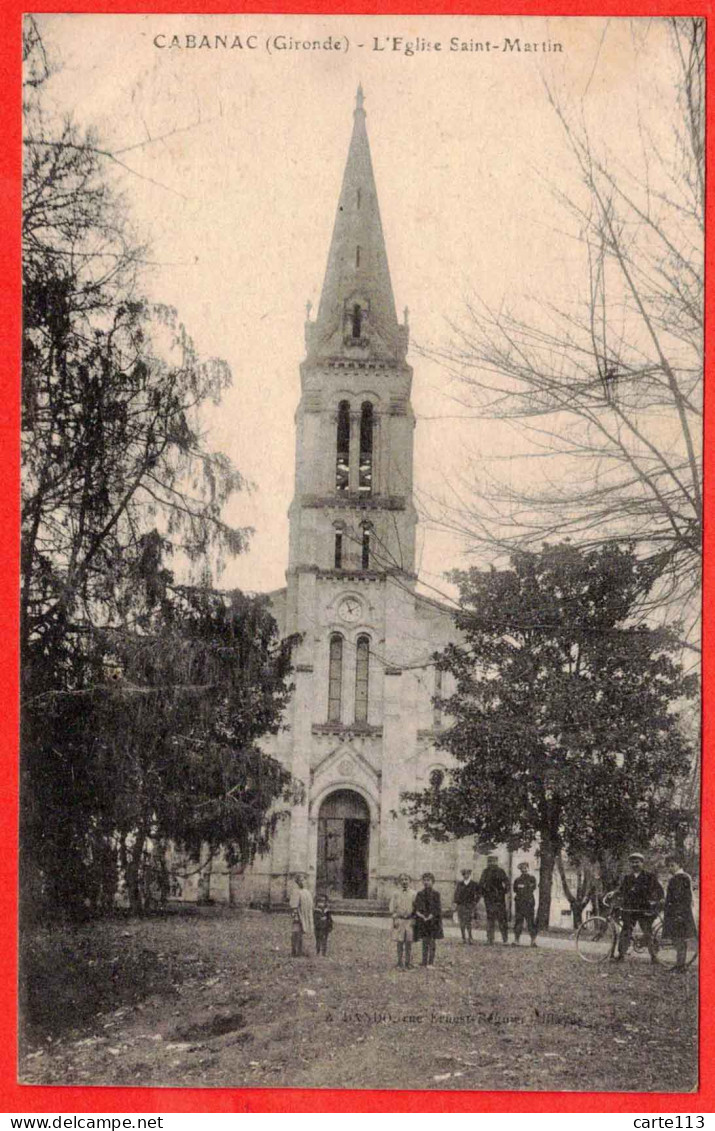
[186,89,546,913]
[232,86,500,911]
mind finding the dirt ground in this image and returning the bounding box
[19,908,698,1094]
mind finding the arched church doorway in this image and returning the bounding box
[316,789,370,899]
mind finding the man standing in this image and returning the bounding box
[289,873,315,958]
[610,852,663,963]
[662,856,697,971]
[413,872,444,967]
[452,868,480,944]
[389,873,417,970]
[512,861,538,947]
[479,854,510,945]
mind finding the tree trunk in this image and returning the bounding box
[556,850,579,929]
[556,851,592,929]
[197,858,213,904]
[537,832,557,930]
[122,831,146,916]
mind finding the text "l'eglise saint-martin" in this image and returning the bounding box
[372,36,563,54]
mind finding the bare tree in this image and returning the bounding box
[425,19,703,646]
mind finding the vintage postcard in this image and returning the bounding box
[18,12,702,1102]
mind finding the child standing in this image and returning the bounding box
[413,872,444,967]
[313,893,334,956]
[289,873,314,957]
[389,873,417,969]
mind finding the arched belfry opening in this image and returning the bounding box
[336,401,350,492]
[316,789,370,899]
[359,401,373,494]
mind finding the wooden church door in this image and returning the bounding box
[316,789,370,899]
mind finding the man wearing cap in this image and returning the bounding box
[452,868,480,944]
[610,852,663,963]
[512,862,538,947]
[479,855,510,945]
[389,873,417,970]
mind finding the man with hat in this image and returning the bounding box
[479,855,510,945]
[609,852,663,963]
[452,868,481,944]
[512,862,538,947]
[389,873,417,970]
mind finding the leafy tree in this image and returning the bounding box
[21,23,293,919]
[23,588,297,919]
[22,43,248,686]
[402,543,697,927]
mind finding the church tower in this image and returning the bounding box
[288,84,416,592]
[249,89,467,908]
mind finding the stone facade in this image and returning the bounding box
[181,89,558,916]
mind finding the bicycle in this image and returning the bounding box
[576,895,698,968]
[574,895,696,968]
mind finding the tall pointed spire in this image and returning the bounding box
[306,87,407,362]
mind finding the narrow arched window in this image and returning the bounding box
[351,304,362,339]
[359,401,373,495]
[334,531,343,569]
[434,668,443,728]
[356,246,361,267]
[336,401,350,492]
[361,528,371,570]
[429,767,445,791]
[356,188,361,210]
[328,634,343,722]
[355,635,370,723]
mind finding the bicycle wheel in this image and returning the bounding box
[576,916,617,963]
[652,922,698,969]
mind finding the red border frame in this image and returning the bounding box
[1,0,712,1113]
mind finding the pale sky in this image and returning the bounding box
[34,14,684,596]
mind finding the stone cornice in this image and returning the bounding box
[301,493,406,511]
[311,722,383,738]
[285,566,418,583]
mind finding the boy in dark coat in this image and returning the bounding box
[452,868,480,944]
[479,855,509,945]
[662,856,697,970]
[313,893,334,956]
[512,862,538,946]
[413,872,444,967]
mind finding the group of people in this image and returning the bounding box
[390,856,538,970]
[288,855,541,968]
[452,857,539,950]
[289,873,334,957]
[288,851,697,971]
[607,852,697,970]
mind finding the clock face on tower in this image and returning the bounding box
[338,596,362,624]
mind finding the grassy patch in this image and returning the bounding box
[19,910,698,1093]
[19,919,217,1047]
